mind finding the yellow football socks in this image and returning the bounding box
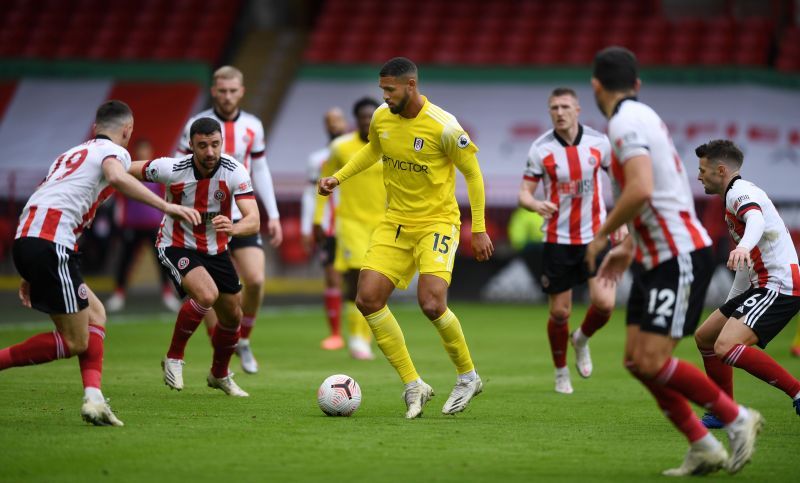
[346,301,372,342]
[365,306,419,383]
[431,308,475,375]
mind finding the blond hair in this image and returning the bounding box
[213,66,243,84]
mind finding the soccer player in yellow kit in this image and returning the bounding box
[315,97,384,360]
[319,57,494,418]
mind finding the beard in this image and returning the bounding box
[389,94,409,114]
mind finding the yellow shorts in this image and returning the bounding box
[361,220,460,290]
[334,217,378,272]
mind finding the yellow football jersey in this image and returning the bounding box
[325,131,385,225]
[333,96,486,231]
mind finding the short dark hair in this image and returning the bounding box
[352,97,380,117]
[95,100,132,129]
[593,46,638,92]
[189,117,222,139]
[379,57,418,78]
[695,139,744,169]
[550,87,578,100]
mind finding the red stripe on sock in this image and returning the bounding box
[724,344,800,398]
[0,331,71,369]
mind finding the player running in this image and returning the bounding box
[132,117,259,397]
[693,139,800,428]
[301,107,348,350]
[1,100,200,426]
[518,87,617,394]
[319,57,493,418]
[178,66,281,374]
[318,97,384,360]
[586,47,763,476]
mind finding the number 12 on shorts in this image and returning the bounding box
[432,233,451,254]
[648,288,675,327]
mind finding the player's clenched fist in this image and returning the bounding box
[318,176,339,196]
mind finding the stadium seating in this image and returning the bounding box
[302,0,790,69]
[0,0,241,63]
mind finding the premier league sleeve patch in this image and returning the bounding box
[457,133,471,149]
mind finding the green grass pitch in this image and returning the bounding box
[0,303,797,482]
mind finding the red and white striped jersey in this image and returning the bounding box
[523,124,611,245]
[608,98,711,269]
[143,154,254,255]
[178,108,274,221]
[15,136,131,250]
[724,176,800,296]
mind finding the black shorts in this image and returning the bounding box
[12,237,90,314]
[719,287,800,348]
[228,226,263,251]
[318,236,336,267]
[157,246,241,298]
[539,242,608,294]
[627,247,714,338]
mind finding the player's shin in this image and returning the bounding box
[365,306,419,383]
[79,324,105,397]
[431,308,474,375]
[167,299,209,359]
[700,349,734,397]
[724,344,800,398]
[579,305,611,339]
[347,301,372,341]
[0,330,71,369]
[654,357,740,425]
[211,324,240,378]
[547,315,569,369]
[240,314,255,340]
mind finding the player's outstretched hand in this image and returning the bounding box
[472,232,494,261]
[534,200,558,219]
[212,215,234,235]
[727,246,752,271]
[18,279,31,308]
[267,218,283,247]
[595,240,635,286]
[318,177,339,196]
[585,236,609,273]
[166,204,202,226]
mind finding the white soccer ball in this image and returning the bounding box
[317,374,361,417]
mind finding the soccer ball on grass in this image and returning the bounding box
[317,374,361,416]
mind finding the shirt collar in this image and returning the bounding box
[553,124,583,147]
[724,175,742,197]
[612,96,638,116]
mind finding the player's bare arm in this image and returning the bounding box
[218,197,259,237]
[518,178,557,219]
[109,158,202,225]
[586,155,653,272]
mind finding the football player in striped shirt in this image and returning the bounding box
[319,57,493,418]
[693,139,800,427]
[317,97,384,360]
[518,87,617,394]
[178,66,281,374]
[131,117,259,397]
[586,47,762,476]
[2,100,200,426]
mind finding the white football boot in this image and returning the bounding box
[162,357,185,391]
[81,398,124,427]
[442,374,483,415]
[725,407,764,474]
[207,372,250,397]
[662,445,728,476]
[403,380,434,419]
[570,330,593,378]
[348,336,375,360]
[105,293,125,313]
[554,367,574,394]
[236,339,259,374]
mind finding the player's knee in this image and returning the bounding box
[629,353,662,379]
[713,338,736,359]
[192,288,218,308]
[549,308,570,324]
[419,298,446,321]
[590,297,614,314]
[243,282,263,300]
[694,326,714,350]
